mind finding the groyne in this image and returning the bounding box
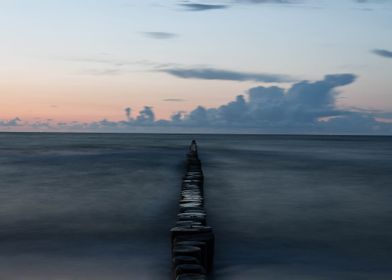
[170,140,215,280]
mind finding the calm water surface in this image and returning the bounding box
[0,133,391,280]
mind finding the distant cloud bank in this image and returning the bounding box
[0,118,21,127]
[5,73,391,134]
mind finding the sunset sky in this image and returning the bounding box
[1,0,391,133]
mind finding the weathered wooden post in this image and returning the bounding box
[170,140,214,280]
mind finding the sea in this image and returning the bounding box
[0,133,391,280]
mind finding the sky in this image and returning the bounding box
[0,0,391,134]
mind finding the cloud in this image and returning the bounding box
[135,106,155,123]
[177,0,300,12]
[179,3,228,11]
[114,73,389,133]
[30,120,54,129]
[235,0,295,3]
[355,0,388,3]
[8,74,392,134]
[0,117,21,127]
[141,32,178,39]
[163,98,186,102]
[177,0,387,11]
[171,111,187,122]
[125,107,132,120]
[161,67,294,83]
[372,49,392,59]
[172,73,358,129]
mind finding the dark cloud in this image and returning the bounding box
[161,67,294,83]
[15,74,392,134]
[135,106,155,123]
[92,73,389,133]
[0,117,21,127]
[163,98,186,102]
[172,74,358,129]
[141,32,178,39]
[118,73,388,133]
[178,0,387,11]
[236,0,384,4]
[235,0,295,3]
[355,0,388,3]
[372,49,392,59]
[171,111,187,122]
[125,107,132,120]
[179,3,228,11]
[178,0,300,11]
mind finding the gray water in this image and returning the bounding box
[0,133,391,280]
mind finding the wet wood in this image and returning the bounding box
[170,140,215,279]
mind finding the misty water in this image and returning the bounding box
[0,133,391,280]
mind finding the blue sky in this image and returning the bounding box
[0,0,391,133]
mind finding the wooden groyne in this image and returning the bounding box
[170,140,215,280]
